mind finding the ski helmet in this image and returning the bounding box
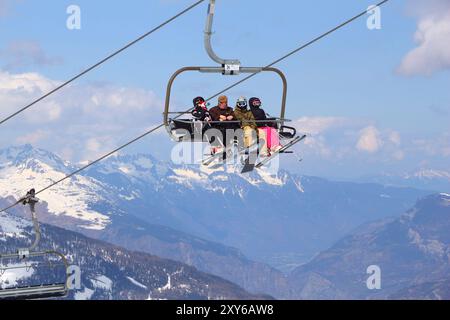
[249,97,262,108]
[193,96,206,107]
[236,96,248,109]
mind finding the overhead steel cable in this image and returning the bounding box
[0,0,206,127]
[0,0,391,214]
[208,0,390,101]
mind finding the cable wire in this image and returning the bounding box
[0,0,205,127]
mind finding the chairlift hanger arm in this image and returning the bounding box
[204,0,240,70]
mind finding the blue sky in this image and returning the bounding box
[0,0,449,179]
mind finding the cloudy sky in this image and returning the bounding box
[0,0,449,179]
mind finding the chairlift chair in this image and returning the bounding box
[163,0,306,166]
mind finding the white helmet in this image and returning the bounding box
[236,96,248,109]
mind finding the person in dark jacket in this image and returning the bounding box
[208,95,238,150]
[191,96,211,121]
[249,97,268,124]
[208,95,235,122]
[249,97,281,156]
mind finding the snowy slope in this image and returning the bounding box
[0,145,114,230]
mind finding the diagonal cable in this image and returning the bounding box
[0,0,205,127]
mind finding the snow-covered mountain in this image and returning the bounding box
[0,145,116,230]
[360,169,450,193]
[84,150,432,262]
[0,145,433,298]
[0,145,289,298]
[0,211,268,300]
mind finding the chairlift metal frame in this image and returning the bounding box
[163,0,301,147]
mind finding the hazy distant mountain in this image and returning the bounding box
[288,193,450,300]
[0,211,270,300]
[360,169,450,193]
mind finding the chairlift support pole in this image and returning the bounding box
[17,191,41,257]
[0,190,70,300]
[204,0,240,74]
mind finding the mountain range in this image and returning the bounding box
[360,169,450,194]
[0,144,443,299]
[288,193,450,300]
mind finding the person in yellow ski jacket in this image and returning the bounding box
[233,97,257,148]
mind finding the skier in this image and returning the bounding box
[233,97,257,148]
[249,97,282,156]
[191,96,211,121]
[208,95,238,152]
[209,95,235,123]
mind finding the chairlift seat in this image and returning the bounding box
[0,283,67,300]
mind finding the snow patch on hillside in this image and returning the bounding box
[74,287,95,300]
[127,276,148,290]
[158,274,172,292]
[91,275,113,291]
[257,170,285,186]
[0,213,30,240]
[0,263,34,288]
[408,170,450,180]
[0,158,111,231]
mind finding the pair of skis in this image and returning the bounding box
[201,140,258,167]
[202,135,307,173]
[241,134,307,173]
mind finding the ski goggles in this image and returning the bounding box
[237,100,248,108]
[251,100,262,107]
[198,101,207,108]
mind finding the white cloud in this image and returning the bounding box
[16,129,49,145]
[293,118,404,160]
[412,132,450,158]
[0,41,62,70]
[392,150,405,161]
[0,71,62,123]
[0,70,163,161]
[398,1,450,76]
[389,131,401,146]
[0,70,59,92]
[86,138,101,153]
[356,126,382,153]
[294,117,347,135]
